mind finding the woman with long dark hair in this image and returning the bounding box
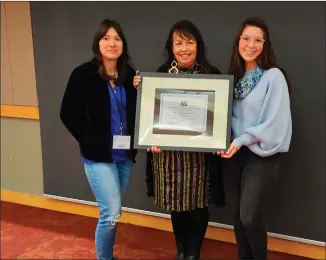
[218,17,292,260]
[134,20,225,260]
[60,19,137,260]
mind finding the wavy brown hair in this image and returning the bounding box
[228,17,291,93]
[92,19,132,85]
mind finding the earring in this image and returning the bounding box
[168,59,179,74]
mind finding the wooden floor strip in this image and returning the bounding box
[1,189,324,259]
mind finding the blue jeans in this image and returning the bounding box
[84,160,133,260]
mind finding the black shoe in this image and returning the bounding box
[176,252,186,260]
[176,240,187,260]
[186,256,199,260]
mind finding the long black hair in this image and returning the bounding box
[228,16,291,93]
[92,19,132,85]
[163,20,214,73]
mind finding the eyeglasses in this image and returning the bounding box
[239,35,265,46]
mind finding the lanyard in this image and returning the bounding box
[108,82,124,135]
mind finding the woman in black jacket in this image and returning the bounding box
[60,19,137,260]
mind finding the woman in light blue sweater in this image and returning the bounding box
[217,17,292,260]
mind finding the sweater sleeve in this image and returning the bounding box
[60,67,86,142]
[234,68,292,154]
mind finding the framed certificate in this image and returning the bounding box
[134,72,234,153]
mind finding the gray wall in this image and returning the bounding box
[30,2,325,242]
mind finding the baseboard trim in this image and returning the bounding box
[1,189,324,259]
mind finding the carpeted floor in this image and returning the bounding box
[1,201,310,259]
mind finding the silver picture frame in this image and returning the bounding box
[134,72,234,153]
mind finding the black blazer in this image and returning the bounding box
[60,58,137,163]
[145,62,226,207]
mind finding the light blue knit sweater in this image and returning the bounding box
[232,68,292,157]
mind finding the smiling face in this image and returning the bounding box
[99,27,123,61]
[172,32,197,68]
[239,25,265,69]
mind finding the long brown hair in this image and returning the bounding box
[228,17,291,93]
[92,19,132,85]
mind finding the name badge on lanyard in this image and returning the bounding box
[110,83,131,150]
[113,135,131,150]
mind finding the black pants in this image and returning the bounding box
[223,147,280,260]
[171,207,209,258]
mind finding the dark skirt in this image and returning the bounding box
[145,151,226,211]
[151,150,208,212]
